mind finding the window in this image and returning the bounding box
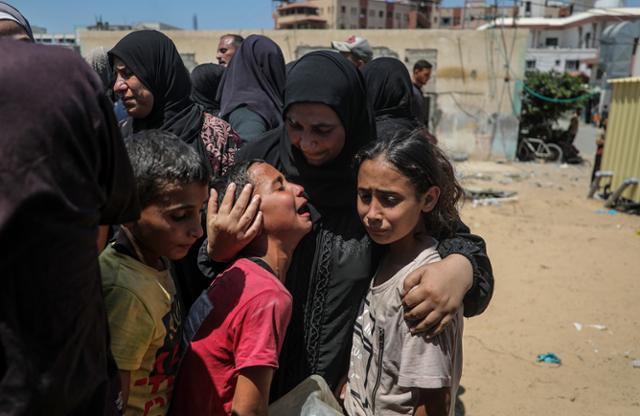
[369,10,374,17]
[526,59,536,69]
[387,11,392,18]
[565,60,579,70]
[379,11,384,18]
[441,17,451,26]
[396,13,401,20]
[525,1,531,12]
[361,8,366,17]
[545,37,558,47]
[351,7,357,15]
[578,27,583,48]
[555,59,561,66]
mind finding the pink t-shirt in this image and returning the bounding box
[170,258,292,416]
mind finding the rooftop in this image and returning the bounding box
[478,7,640,29]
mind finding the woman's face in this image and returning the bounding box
[286,103,346,166]
[112,57,154,119]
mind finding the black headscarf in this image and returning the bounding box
[361,57,421,139]
[0,39,139,414]
[362,57,414,118]
[190,63,224,114]
[218,34,285,131]
[240,50,375,210]
[108,30,205,145]
[86,47,112,93]
[0,1,33,41]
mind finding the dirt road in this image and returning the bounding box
[456,159,640,415]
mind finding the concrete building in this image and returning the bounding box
[480,8,640,76]
[84,20,183,31]
[77,28,527,160]
[272,0,434,29]
[596,19,640,111]
[34,32,78,50]
[434,0,516,29]
[32,26,80,53]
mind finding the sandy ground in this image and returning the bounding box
[453,128,640,415]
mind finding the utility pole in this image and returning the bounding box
[461,0,467,29]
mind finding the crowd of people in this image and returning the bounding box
[0,2,494,416]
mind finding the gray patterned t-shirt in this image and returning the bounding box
[343,240,464,416]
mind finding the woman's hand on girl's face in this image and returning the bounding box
[206,183,262,262]
[401,254,473,337]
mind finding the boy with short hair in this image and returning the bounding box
[100,130,210,416]
[170,160,313,416]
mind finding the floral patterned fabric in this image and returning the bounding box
[200,112,243,177]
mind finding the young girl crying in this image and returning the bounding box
[344,130,465,416]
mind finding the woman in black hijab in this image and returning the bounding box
[0,39,139,414]
[205,51,494,399]
[218,34,286,143]
[108,30,241,177]
[190,63,224,114]
[109,30,241,308]
[362,57,424,139]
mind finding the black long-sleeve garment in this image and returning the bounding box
[198,51,494,400]
[236,130,493,400]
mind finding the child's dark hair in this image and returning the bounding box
[125,130,210,207]
[211,159,265,207]
[354,129,463,238]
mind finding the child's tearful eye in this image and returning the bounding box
[357,190,372,204]
[380,195,401,207]
[170,211,188,222]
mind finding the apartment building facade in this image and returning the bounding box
[273,0,433,30]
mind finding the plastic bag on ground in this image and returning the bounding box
[269,375,344,416]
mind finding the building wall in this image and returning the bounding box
[526,48,597,72]
[329,0,414,29]
[520,0,546,18]
[78,28,528,160]
[528,19,615,49]
[434,6,514,29]
[524,18,621,74]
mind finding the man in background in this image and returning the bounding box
[412,59,432,127]
[331,35,373,69]
[216,34,243,67]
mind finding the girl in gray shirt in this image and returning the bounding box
[344,131,465,416]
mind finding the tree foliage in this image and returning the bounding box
[519,70,589,140]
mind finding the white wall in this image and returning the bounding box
[527,48,597,72]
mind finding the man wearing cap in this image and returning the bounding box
[331,35,373,69]
[0,1,34,41]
